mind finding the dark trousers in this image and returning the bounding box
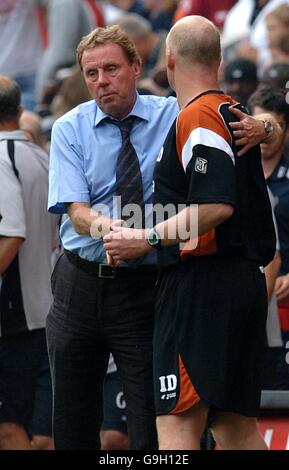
[46,253,158,450]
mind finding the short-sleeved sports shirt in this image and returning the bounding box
[153,90,276,267]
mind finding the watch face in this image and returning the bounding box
[147,228,161,247]
[264,120,272,135]
[148,231,158,245]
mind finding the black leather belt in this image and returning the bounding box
[64,249,157,279]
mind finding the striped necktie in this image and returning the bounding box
[111,117,145,227]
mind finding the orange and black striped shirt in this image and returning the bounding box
[153,90,276,267]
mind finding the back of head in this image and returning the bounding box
[166,15,221,69]
[0,75,21,124]
[113,12,152,38]
[77,24,141,69]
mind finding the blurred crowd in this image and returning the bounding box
[1,1,288,144]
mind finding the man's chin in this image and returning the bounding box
[260,147,273,159]
[98,99,117,114]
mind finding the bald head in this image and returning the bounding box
[167,16,221,69]
[0,75,21,124]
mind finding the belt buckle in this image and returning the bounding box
[98,263,116,279]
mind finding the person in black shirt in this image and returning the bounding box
[105,15,276,450]
[249,85,289,389]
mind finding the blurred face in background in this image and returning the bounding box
[252,106,288,160]
[266,15,289,49]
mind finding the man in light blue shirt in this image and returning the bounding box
[47,25,179,451]
[47,24,277,450]
[48,94,177,263]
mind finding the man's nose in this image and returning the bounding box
[97,70,109,85]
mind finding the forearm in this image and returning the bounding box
[154,203,234,247]
[265,250,281,300]
[67,202,112,239]
[104,203,234,261]
[0,236,24,274]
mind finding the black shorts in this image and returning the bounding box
[102,370,127,435]
[0,329,52,435]
[154,255,267,418]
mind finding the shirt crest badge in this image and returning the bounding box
[194,157,208,174]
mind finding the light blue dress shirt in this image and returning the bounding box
[48,93,178,262]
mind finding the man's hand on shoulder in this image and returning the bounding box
[229,107,281,157]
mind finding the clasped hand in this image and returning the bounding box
[103,222,148,267]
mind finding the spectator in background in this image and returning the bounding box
[248,85,289,389]
[110,0,149,18]
[174,0,236,30]
[0,0,46,110]
[265,3,289,64]
[36,0,123,104]
[144,0,177,31]
[223,58,259,106]
[222,0,289,69]
[263,188,283,390]
[20,111,48,151]
[261,62,289,156]
[0,75,59,449]
[50,65,92,119]
[262,62,289,88]
[115,13,167,80]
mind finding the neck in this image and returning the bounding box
[174,67,219,109]
[0,121,19,131]
[262,152,283,178]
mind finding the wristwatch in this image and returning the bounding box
[146,227,162,250]
[263,119,273,138]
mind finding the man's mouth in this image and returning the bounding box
[100,93,115,100]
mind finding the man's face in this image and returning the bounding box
[253,106,288,160]
[82,43,141,119]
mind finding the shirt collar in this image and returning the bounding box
[268,154,289,181]
[0,129,29,141]
[94,92,150,127]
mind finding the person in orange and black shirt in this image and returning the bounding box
[152,16,277,450]
[104,15,276,450]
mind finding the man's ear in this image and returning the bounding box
[133,61,141,80]
[166,48,175,72]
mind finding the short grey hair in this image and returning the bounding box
[114,13,152,37]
